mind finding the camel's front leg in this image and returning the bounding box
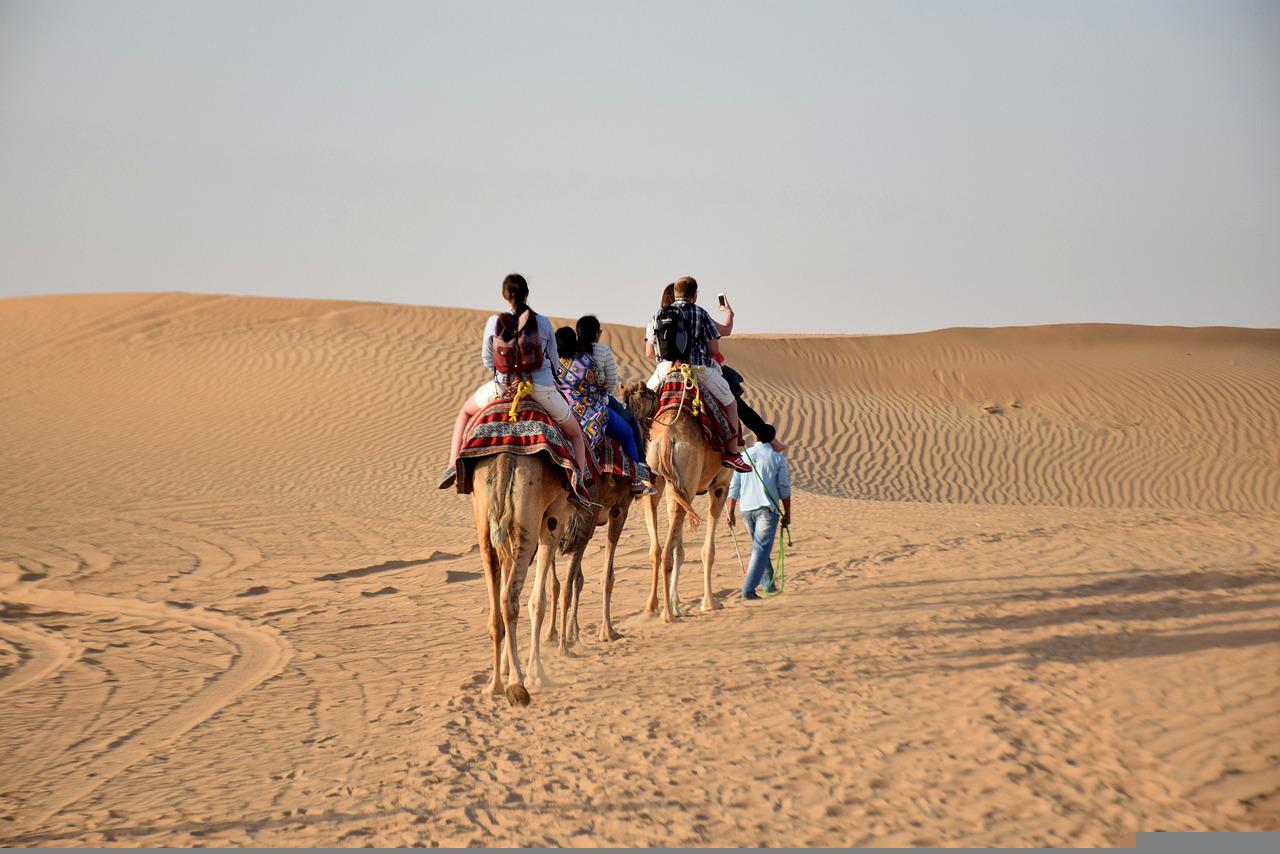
[546,553,560,642]
[525,541,554,688]
[642,483,664,614]
[598,502,629,641]
[569,553,585,642]
[559,547,585,654]
[701,478,730,612]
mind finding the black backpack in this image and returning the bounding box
[653,305,691,362]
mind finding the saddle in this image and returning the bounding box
[454,392,590,498]
[654,368,740,453]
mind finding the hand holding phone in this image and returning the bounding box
[717,292,731,313]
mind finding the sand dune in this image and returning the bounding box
[1,292,1277,845]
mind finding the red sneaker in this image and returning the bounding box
[721,453,752,473]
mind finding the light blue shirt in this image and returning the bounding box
[481,312,559,387]
[728,442,791,514]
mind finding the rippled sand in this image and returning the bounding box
[2,293,1277,845]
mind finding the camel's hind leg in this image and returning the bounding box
[500,528,537,706]
[476,508,504,697]
[599,501,630,642]
[642,480,665,614]
[701,476,731,612]
[661,491,687,622]
[525,540,555,688]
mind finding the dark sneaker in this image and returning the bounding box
[721,453,752,473]
[437,466,457,490]
[742,591,763,600]
[763,584,778,595]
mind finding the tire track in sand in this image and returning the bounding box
[0,562,292,838]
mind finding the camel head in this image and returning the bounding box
[622,381,657,432]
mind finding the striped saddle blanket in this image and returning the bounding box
[655,371,738,452]
[454,397,587,496]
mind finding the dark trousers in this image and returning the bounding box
[720,365,776,444]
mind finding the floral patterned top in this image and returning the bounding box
[557,352,609,448]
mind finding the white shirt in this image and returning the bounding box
[590,343,619,394]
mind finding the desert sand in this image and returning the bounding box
[1,291,1277,847]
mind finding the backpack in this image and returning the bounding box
[653,305,692,362]
[493,309,545,376]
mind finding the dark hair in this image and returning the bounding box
[555,326,581,358]
[575,315,601,347]
[660,283,676,308]
[673,276,697,300]
[502,273,530,311]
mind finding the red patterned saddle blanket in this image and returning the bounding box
[654,370,738,452]
[594,436,638,483]
[454,397,587,496]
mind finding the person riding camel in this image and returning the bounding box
[574,315,648,467]
[644,276,753,473]
[644,283,785,453]
[438,273,593,508]
[554,324,656,496]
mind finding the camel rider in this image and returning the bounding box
[438,273,593,508]
[644,283,785,454]
[573,315,647,466]
[644,276,752,473]
[554,325,656,497]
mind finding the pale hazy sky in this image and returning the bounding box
[2,0,1277,334]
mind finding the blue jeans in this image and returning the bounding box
[742,507,779,596]
[607,396,645,462]
[604,406,640,463]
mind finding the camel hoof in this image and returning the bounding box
[598,627,622,643]
[506,684,531,706]
[662,611,677,624]
[486,678,503,697]
[701,598,723,612]
[546,627,559,642]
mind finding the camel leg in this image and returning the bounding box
[569,552,585,643]
[476,509,504,697]
[701,479,730,612]
[525,540,554,688]
[500,529,537,707]
[598,502,628,642]
[559,545,585,654]
[546,553,560,642]
[674,531,685,609]
[661,495,686,622]
[642,480,665,614]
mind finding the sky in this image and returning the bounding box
[1,0,1277,334]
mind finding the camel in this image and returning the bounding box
[546,472,634,651]
[623,381,733,621]
[470,452,574,706]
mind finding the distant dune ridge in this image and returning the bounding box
[3,292,1278,513]
[1,292,1277,845]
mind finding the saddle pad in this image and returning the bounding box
[655,372,737,452]
[455,397,587,496]
[594,436,638,483]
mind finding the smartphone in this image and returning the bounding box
[717,292,727,309]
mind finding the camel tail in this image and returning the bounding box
[559,503,595,555]
[488,454,519,564]
[653,426,704,529]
